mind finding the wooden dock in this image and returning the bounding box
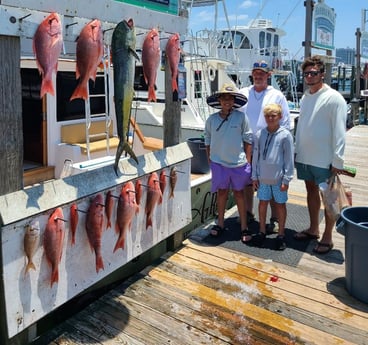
[35,126,368,345]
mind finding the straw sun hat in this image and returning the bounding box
[206,83,248,109]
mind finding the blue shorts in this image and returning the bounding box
[210,162,251,192]
[295,162,332,185]
[257,182,288,203]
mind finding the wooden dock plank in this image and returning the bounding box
[36,125,368,345]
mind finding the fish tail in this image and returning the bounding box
[146,215,152,229]
[114,140,139,175]
[70,83,88,101]
[50,267,59,287]
[95,254,105,273]
[172,78,178,92]
[40,78,55,98]
[71,233,76,246]
[169,190,174,199]
[113,235,125,253]
[148,86,157,102]
[106,219,111,230]
[25,261,36,275]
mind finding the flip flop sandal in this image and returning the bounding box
[294,230,320,241]
[210,225,224,237]
[313,242,334,254]
[241,229,252,244]
[251,232,266,247]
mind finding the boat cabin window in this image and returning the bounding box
[218,31,252,49]
[56,71,106,122]
[259,31,272,56]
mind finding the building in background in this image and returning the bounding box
[336,47,356,66]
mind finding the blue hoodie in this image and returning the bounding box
[252,126,294,185]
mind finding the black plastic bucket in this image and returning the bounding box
[186,138,210,174]
[339,207,368,303]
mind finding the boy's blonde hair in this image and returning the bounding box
[263,103,282,116]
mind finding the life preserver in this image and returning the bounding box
[208,66,216,82]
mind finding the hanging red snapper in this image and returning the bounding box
[33,12,63,98]
[105,190,114,230]
[85,194,105,273]
[142,28,160,102]
[159,169,166,204]
[43,207,65,287]
[70,19,104,101]
[145,172,162,229]
[165,33,181,92]
[69,203,79,245]
[114,181,139,252]
[135,179,143,206]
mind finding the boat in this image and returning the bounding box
[0,2,234,343]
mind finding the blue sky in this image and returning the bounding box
[187,0,367,60]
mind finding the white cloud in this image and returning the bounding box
[240,0,258,10]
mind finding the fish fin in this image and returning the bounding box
[106,219,111,230]
[50,267,59,287]
[146,215,152,229]
[70,83,88,101]
[171,78,178,92]
[169,191,174,199]
[95,255,104,273]
[113,235,125,252]
[147,86,157,102]
[129,47,140,61]
[114,140,139,175]
[40,78,55,98]
[25,261,36,275]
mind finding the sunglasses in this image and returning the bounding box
[303,71,320,77]
[253,62,268,68]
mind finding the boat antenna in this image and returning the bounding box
[279,0,301,28]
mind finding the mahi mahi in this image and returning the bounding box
[111,18,139,174]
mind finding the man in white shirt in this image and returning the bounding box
[239,61,290,231]
[294,56,347,254]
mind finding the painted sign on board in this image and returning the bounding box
[115,0,178,14]
[313,0,336,50]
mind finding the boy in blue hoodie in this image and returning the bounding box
[243,103,294,250]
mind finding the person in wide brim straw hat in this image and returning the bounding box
[206,83,248,109]
[203,82,252,239]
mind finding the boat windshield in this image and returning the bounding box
[218,30,252,49]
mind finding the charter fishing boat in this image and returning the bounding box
[0,1,237,343]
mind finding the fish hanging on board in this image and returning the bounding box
[43,207,65,287]
[23,221,40,275]
[145,172,162,229]
[70,19,104,101]
[69,203,79,245]
[111,18,140,174]
[165,33,181,92]
[142,28,161,102]
[85,193,105,273]
[32,12,63,98]
[114,181,139,252]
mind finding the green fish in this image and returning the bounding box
[111,18,140,175]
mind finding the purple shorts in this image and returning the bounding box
[210,162,251,192]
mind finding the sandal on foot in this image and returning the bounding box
[251,232,266,247]
[313,242,333,254]
[210,225,224,237]
[294,230,319,241]
[275,235,286,251]
[241,229,252,244]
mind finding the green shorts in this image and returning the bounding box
[295,162,332,185]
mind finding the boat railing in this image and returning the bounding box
[84,45,113,160]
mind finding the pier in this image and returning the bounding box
[31,125,368,345]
